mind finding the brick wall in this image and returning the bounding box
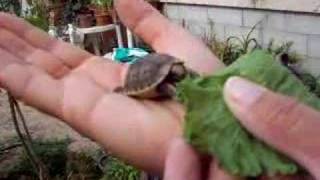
[163,3,320,76]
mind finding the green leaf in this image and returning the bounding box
[177,50,320,177]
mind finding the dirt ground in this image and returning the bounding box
[0,94,73,141]
[0,92,94,141]
[0,91,100,169]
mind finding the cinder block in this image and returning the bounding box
[208,22,225,42]
[178,4,209,23]
[243,9,268,28]
[265,12,287,31]
[301,57,320,76]
[184,20,207,36]
[243,10,287,31]
[170,18,184,26]
[285,13,320,35]
[225,25,263,44]
[308,35,320,58]
[263,29,308,55]
[163,4,181,19]
[207,6,243,26]
[193,22,226,42]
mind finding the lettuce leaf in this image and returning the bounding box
[176,50,320,177]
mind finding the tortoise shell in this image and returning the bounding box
[114,53,189,98]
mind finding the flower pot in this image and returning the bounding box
[88,5,117,54]
[89,5,113,26]
[95,14,112,26]
[77,13,94,28]
[48,2,66,26]
[49,8,62,25]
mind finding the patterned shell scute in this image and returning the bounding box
[124,53,176,94]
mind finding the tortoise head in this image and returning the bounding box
[168,62,188,82]
[168,61,199,83]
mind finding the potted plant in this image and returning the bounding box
[88,0,116,54]
[24,0,49,31]
[45,0,67,26]
[0,0,21,16]
[62,0,94,28]
[90,0,113,26]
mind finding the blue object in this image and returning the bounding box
[112,48,149,64]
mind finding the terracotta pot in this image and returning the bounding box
[49,8,62,26]
[90,5,113,25]
[95,14,112,26]
[77,13,94,28]
[48,2,66,26]
[90,5,108,15]
[88,5,117,53]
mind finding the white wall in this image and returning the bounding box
[163,3,320,76]
[160,0,320,14]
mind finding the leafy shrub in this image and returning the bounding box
[203,23,320,97]
[7,138,70,178]
[100,156,141,180]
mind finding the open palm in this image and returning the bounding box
[0,0,223,175]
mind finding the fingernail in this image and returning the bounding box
[224,77,265,111]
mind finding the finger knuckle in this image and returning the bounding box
[265,96,302,132]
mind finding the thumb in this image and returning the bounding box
[163,138,201,180]
[223,76,320,179]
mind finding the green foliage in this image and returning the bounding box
[203,22,260,66]
[3,136,143,179]
[177,50,320,177]
[23,0,50,31]
[91,0,113,8]
[8,138,70,178]
[66,151,103,179]
[223,26,261,63]
[203,22,320,98]
[265,39,302,64]
[298,73,320,98]
[62,0,92,24]
[204,23,301,66]
[24,15,49,31]
[0,0,21,16]
[100,156,141,180]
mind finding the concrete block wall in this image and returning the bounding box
[163,3,320,76]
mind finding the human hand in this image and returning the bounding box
[0,0,223,175]
[164,76,319,180]
[164,138,241,180]
[224,77,319,179]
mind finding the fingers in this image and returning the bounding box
[72,57,125,90]
[208,161,243,180]
[163,138,241,180]
[0,28,70,78]
[224,77,320,178]
[0,12,125,90]
[0,12,92,68]
[0,54,170,175]
[164,138,201,180]
[0,62,62,118]
[115,0,224,74]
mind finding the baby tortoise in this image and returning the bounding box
[114,53,198,99]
